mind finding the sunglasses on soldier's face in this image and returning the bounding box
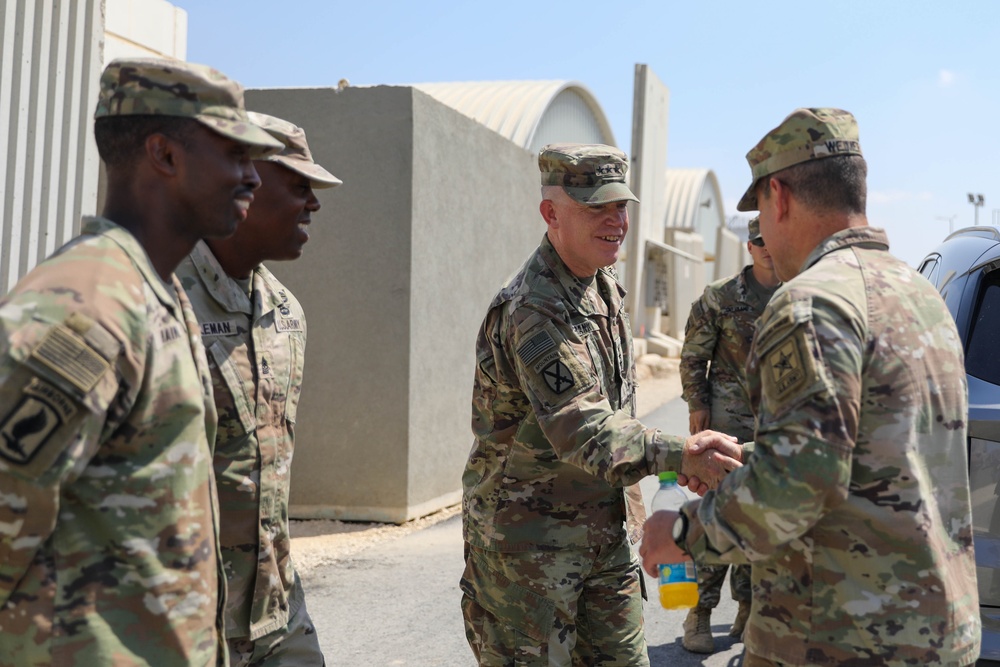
[750,237,765,247]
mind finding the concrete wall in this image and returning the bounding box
[625,64,670,338]
[660,228,705,340]
[104,0,186,61]
[245,86,540,522]
[714,225,750,282]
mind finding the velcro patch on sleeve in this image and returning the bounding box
[760,326,822,414]
[518,324,595,410]
[517,329,556,366]
[0,377,79,467]
[31,323,111,393]
[765,336,808,402]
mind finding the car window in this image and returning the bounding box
[966,269,1000,385]
[918,256,940,285]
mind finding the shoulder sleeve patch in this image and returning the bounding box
[516,322,596,411]
[31,322,111,393]
[754,293,827,416]
[0,378,78,465]
[764,334,810,404]
[517,329,556,366]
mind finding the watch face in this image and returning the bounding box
[673,514,685,541]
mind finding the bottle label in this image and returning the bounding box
[659,562,696,585]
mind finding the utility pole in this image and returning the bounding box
[968,193,985,226]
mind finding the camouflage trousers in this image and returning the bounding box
[461,540,649,667]
[694,562,751,611]
[227,578,324,667]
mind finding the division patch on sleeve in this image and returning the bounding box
[519,325,595,409]
[762,329,814,408]
[539,358,575,395]
[31,323,111,393]
[0,378,78,466]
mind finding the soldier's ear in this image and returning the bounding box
[770,178,792,221]
[540,199,558,228]
[145,133,180,177]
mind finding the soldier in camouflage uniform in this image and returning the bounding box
[461,143,744,666]
[177,111,340,667]
[0,58,281,665]
[640,108,981,665]
[678,216,779,653]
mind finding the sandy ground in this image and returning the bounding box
[290,354,683,573]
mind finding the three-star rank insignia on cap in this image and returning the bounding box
[596,163,623,178]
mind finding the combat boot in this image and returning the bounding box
[729,600,751,639]
[682,608,714,654]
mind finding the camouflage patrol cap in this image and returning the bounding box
[248,112,342,189]
[94,58,283,158]
[539,143,639,205]
[736,108,863,211]
[747,216,762,243]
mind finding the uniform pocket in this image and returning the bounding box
[207,340,256,433]
[284,333,304,424]
[460,548,555,645]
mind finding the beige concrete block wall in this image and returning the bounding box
[245,86,540,522]
[104,0,186,61]
[662,228,705,340]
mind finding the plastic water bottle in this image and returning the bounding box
[651,471,699,609]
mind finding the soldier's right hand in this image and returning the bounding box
[680,431,742,490]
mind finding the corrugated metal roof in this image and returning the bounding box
[413,80,614,152]
[663,168,724,229]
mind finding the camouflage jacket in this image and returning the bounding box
[680,265,776,439]
[464,234,687,552]
[177,241,306,641]
[683,227,980,665]
[0,218,225,666]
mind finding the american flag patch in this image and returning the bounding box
[517,330,555,366]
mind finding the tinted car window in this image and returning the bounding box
[918,256,940,285]
[966,269,1000,385]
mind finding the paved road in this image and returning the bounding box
[302,396,746,665]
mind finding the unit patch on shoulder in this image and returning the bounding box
[0,378,76,465]
[541,359,575,395]
[31,323,110,393]
[764,334,808,405]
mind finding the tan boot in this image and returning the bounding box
[728,600,751,639]
[682,608,714,654]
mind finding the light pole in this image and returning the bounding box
[936,214,958,235]
[968,193,985,226]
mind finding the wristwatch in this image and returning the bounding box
[672,511,689,549]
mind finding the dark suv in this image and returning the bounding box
[918,226,1000,661]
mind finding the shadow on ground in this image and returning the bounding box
[647,631,744,666]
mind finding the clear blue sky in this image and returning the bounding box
[180,0,999,267]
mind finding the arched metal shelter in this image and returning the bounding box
[413,80,615,153]
[663,167,725,259]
